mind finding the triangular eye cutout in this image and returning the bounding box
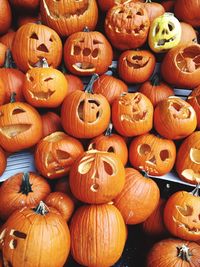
[30,32,39,40]
[12,108,26,115]
[176,205,193,217]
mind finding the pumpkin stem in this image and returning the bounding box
[85,73,99,93]
[190,184,200,197]
[10,92,16,103]
[18,172,33,195]
[4,49,15,69]
[150,73,161,86]
[145,0,152,3]
[177,244,192,262]
[105,123,113,136]
[34,57,49,68]
[83,26,90,32]
[34,201,49,215]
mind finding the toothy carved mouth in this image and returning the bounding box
[173,216,200,234]
[138,165,159,175]
[42,0,89,20]
[0,124,32,138]
[156,36,176,47]
[108,24,146,35]
[121,111,147,122]
[72,62,95,72]
[29,89,55,100]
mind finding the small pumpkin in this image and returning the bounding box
[0,31,15,50]
[35,131,84,180]
[154,96,197,140]
[69,149,125,204]
[114,168,160,224]
[187,85,200,129]
[118,49,156,84]
[9,0,40,10]
[0,147,7,177]
[0,172,51,221]
[179,22,197,45]
[64,74,84,95]
[143,0,165,23]
[41,111,62,138]
[164,185,200,241]
[138,73,174,107]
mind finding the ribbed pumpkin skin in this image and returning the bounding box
[0,172,51,221]
[70,204,126,267]
[147,238,200,267]
[0,0,12,35]
[187,86,200,129]
[0,205,70,267]
[114,168,160,224]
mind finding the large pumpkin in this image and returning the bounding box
[12,23,62,73]
[40,0,98,37]
[69,150,125,204]
[70,203,126,267]
[0,202,70,267]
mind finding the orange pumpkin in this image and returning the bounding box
[143,0,165,23]
[179,22,197,45]
[0,43,7,67]
[0,78,6,105]
[0,0,12,35]
[9,0,40,10]
[0,146,6,176]
[64,74,84,95]
[41,111,62,138]
[187,85,200,129]
[0,31,15,49]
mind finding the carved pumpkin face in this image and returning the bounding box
[154,96,197,140]
[118,50,156,84]
[176,131,200,184]
[112,92,153,137]
[69,150,125,204]
[105,2,150,50]
[64,29,113,76]
[0,101,42,152]
[23,66,68,108]
[129,133,176,176]
[35,131,84,179]
[164,188,200,241]
[148,12,181,53]
[12,23,62,73]
[40,0,98,37]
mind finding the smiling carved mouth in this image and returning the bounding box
[0,124,32,138]
[173,216,200,234]
[72,62,95,72]
[29,89,55,100]
[156,36,176,47]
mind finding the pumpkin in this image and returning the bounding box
[41,111,62,138]
[187,85,200,129]
[45,192,75,222]
[114,168,160,224]
[0,201,70,267]
[17,13,41,28]
[0,172,51,221]
[164,185,200,241]
[161,43,200,89]
[12,23,62,73]
[64,74,84,95]
[9,0,40,10]
[35,131,84,180]
[179,22,197,45]
[147,238,200,267]
[69,149,125,204]
[143,0,165,23]
[70,203,126,267]
[40,0,98,37]
[0,94,43,152]
[142,198,167,237]
[0,31,15,50]
[93,74,128,104]
[23,58,68,108]
[0,0,12,35]
[174,0,200,27]
[54,177,78,204]
[161,0,175,12]
[129,133,176,176]
[105,1,150,50]
[98,0,144,12]
[0,43,7,67]
[88,123,128,166]
[61,74,111,139]
[148,12,181,53]
[64,28,113,76]
[0,147,6,177]
[154,96,197,140]
[0,78,6,105]
[176,131,200,184]
[138,73,174,107]
[118,49,156,84]
[112,92,154,137]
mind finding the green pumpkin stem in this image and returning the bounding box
[18,172,33,195]
[190,184,199,197]
[85,73,99,93]
[177,244,192,262]
[150,73,161,86]
[4,49,15,69]
[34,201,49,215]
[10,92,17,103]
[105,123,113,136]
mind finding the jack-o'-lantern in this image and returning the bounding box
[187,85,200,129]
[64,28,113,76]
[12,23,62,73]
[104,1,150,50]
[112,92,153,137]
[0,94,43,152]
[35,131,84,180]
[154,96,197,140]
[61,74,111,139]
[118,50,156,84]
[69,150,125,204]
[176,131,200,184]
[164,186,200,241]
[0,202,70,267]
[161,43,200,89]
[23,58,68,108]
[129,133,176,176]
[40,0,98,37]
[148,12,181,53]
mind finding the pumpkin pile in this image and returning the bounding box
[0,0,200,266]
